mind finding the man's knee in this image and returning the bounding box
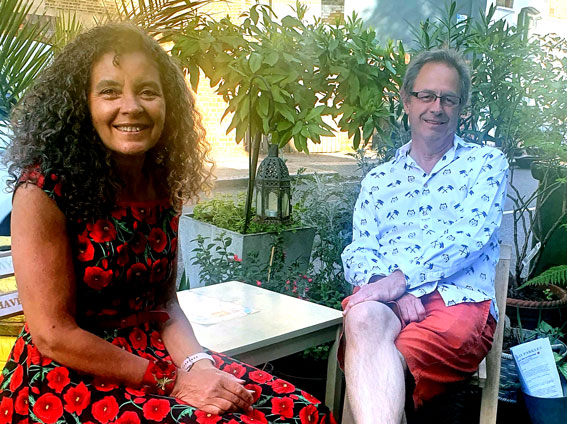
[344,301,401,340]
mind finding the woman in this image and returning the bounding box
[0,23,334,424]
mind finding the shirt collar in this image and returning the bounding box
[393,135,465,165]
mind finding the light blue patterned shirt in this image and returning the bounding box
[342,136,509,319]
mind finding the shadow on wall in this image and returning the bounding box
[345,0,488,47]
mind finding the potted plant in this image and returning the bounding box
[167,1,405,287]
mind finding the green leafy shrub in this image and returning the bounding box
[192,192,303,234]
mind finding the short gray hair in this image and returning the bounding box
[401,49,470,107]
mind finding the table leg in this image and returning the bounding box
[325,325,344,419]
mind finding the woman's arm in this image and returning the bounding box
[159,253,254,414]
[12,184,148,386]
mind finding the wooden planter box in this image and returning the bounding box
[179,215,315,288]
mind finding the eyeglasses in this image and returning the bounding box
[410,91,461,108]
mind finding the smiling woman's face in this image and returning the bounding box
[88,51,166,159]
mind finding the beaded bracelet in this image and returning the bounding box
[141,359,177,396]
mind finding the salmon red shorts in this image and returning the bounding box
[338,289,496,409]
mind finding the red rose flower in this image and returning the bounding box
[115,411,141,424]
[33,393,63,424]
[270,378,295,394]
[92,377,118,392]
[111,337,132,352]
[129,328,147,351]
[116,244,129,266]
[194,410,221,424]
[46,366,70,393]
[150,331,165,350]
[132,207,157,225]
[241,409,268,424]
[63,381,91,415]
[130,232,147,255]
[299,404,319,424]
[222,362,246,379]
[148,228,167,253]
[301,390,321,405]
[126,263,148,285]
[149,258,168,283]
[91,396,119,424]
[83,266,113,290]
[142,398,170,422]
[0,396,13,424]
[244,383,262,403]
[12,337,25,362]
[271,396,294,419]
[111,207,127,220]
[248,370,272,384]
[9,364,23,391]
[15,387,29,415]
[77,234,95,262]
[170,215,179,232]
[170,237,177,253]
[88,219,117,243]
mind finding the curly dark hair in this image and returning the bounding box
[6,22,212,220]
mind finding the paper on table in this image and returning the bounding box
[181,292,257,325]
[511,337,564,398]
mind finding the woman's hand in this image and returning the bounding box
[170,361,254,415]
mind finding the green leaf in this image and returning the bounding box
[363,118,375,140]
[249,52,263,73]
[353,128,361,149]
[276,104,295,123]
[258,94,269,117]
[264,51,279,66]
[270,86,286,103]
[282,16,302,29]
[385,60,396,75]
[250,6,259,24]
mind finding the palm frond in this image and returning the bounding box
[519,265,567,290]
[51,11,85,54]
[0,0,53,120]
[111,0,214,38]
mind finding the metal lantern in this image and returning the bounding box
[255,143,291,222]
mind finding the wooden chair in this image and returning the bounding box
[473,243,511,424]
[342,244,512,424]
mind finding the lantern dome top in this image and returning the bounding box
[256,144,290,183]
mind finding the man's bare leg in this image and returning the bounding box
[343,301,407,423]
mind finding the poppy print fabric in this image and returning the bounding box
[0,171,335,424]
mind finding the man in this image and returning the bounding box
[340,49,509,423]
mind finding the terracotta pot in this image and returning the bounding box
[506,284,567,329]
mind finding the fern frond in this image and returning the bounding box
[519,265,567,290]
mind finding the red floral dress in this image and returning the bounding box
[0,173,335,424]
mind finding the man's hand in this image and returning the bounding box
[395,293,426,325]
[170,361,254,415]
[343,270,407,315]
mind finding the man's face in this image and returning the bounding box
[403,62,462,146]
